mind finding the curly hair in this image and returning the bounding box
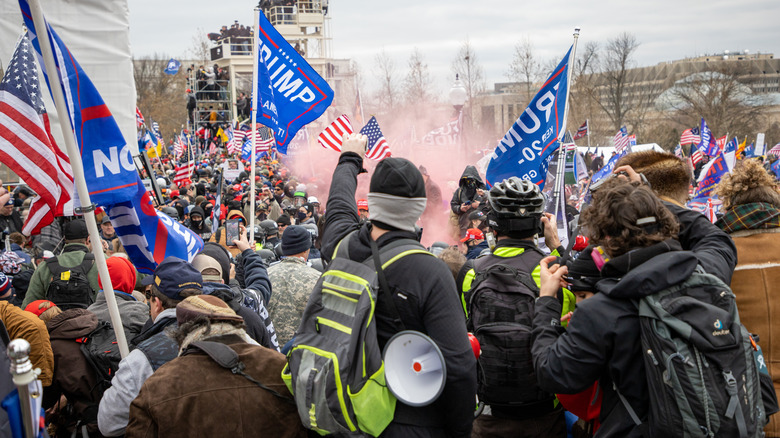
[580,179,679,257]
[714,159,780,211]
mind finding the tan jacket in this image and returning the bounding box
[0,302,54,386]
[729,229,780,436]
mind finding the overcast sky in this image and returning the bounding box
[129,0,780,94]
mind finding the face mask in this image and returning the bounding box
[192,219,202,227]
[297,211,307,221]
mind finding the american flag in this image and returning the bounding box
[360,116,391,161]
[173,147,195,187]
[318,114,353,152]
[228,126,246,155]
[673,143,684,158]
[680,127,700,145]
[691,143,704,166]
[245,126,275,153]
[613,126,629,153]
[768,143,780,157]
[573,121,588,140]
[135,106,145,128]
[151,121,162,142]
[0,35,73,236]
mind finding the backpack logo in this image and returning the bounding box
[714,319,723,329]
[712,319,731,336]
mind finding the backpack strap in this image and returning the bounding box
[183,340,294,404]
[612,381,650,438]
[47,253,94,278]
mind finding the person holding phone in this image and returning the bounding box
[209,210,247,257]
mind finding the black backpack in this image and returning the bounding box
[46,254,95,310]
[78,320,122,401]
[466,246,553,408]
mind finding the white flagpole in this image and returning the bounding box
[27,0,129,358]
[249,8,260,243]
[586,118,591,148]
[553,28,581,230]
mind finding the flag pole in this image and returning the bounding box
[249,8,261,243]
[27,0,129,358]
[553,27,581,230]
[586,119,591,148]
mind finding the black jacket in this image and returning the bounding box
[321,152,477,437]
[664,201,737,284]
[449,166,487,235]
[532,240,696,437]
[202,281,273,349]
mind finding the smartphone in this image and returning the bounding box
[225,219,240,246]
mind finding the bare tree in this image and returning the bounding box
[662,64,768,139]
[403,48,433,106]
[134,56,187,142]
[451,39,486,103]
[595,32,640,131]
[507,36,541,98]
[187,28,212,64]
[373,49,399,112]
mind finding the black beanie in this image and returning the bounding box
[201,242,232,284]
[282,225,311,256]
[369,158,426,197]
[367,158,427,232]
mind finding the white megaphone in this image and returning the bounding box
[383,330,446,406]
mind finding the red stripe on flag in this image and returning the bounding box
[81,104,112,122]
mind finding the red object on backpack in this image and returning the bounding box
[572,235,589,252]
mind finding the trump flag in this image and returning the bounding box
[107,176,203,274]
[255,12,333,154]
[486,46,572,188]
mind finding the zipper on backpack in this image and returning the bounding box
[646,349,659,366]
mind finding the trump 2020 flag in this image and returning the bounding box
[255,12,333,154]
[695,153,728,199]
[699,118,720,157]
[486,46,572,188]
[19,0,138,206]
[107,176,203,274]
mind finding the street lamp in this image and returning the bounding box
[449,75,467,162]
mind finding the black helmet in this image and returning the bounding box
[260,219,278,236]
[161,206,179,220]
[487,177,545,237]
[488,177,545,218]
[256,248,277,266]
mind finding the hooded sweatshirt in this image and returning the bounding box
[88,257,148,339]
[188,205,213,240]
[450,166,487,235]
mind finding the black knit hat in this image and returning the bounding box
[281,225,311,256]
[369,158,426,198]
[63,219,88,240]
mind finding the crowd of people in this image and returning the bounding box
[0,128,779,438]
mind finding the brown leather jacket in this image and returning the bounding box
[0,301,53,386]
[126,335,307,438]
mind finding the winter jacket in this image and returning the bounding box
[716,204,780,436]
[449,166,487,237]
[465,241,489,260]
[321,152,477,437]
[532,239,694,437]
[202,281,274,349]
[230,249,279,351]
[23,243,101,308]
[98,308,177,437]
[45,309,104,436]
[0,301,53,386]
[187,205,213,240]
[267,257,321,345]
[125,335,306,438]
[88,291,149,341]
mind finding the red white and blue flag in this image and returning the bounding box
[613,126,630,153]
[0,34,73,236]
[768,143,780,157]
[360,116,391,161]
[680,127,700,145]
[20,0,137,206]
[135,107,145,128]
[573,121,588,140]
[173,147,195,187]
[318,114,353,152]
[106,176,203,274]
[698,118,720,157]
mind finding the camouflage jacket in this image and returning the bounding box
[266,257,321,345]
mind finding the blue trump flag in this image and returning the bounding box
[255,12,333,154]
[19,0,137,206]
[699,118,720,157]
[772,160,780,180]
[164,58,181,75]
[486,46,572,188]
[695,153,728,198]
[107,176,204,274]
